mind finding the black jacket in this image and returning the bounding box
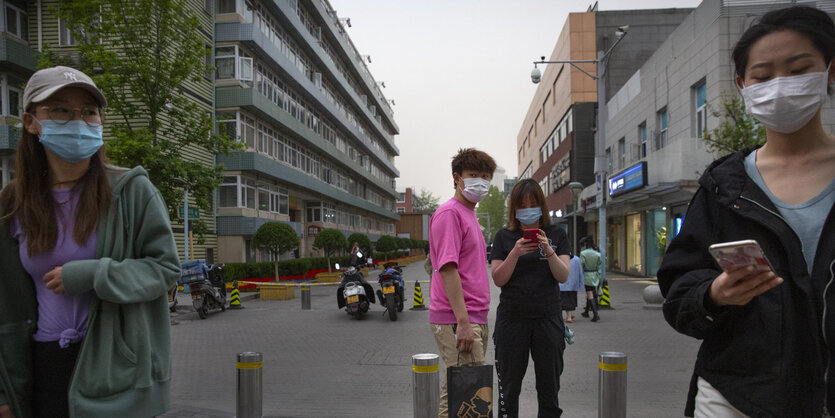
[658,146,835,417]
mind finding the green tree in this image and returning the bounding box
[375,235,397,258]
[413,188,441,214]
[313,229,347,272]
[476,185,507,243]
[251,222,300,281]
[701,93,766,157]
[346,233,372,259]
[48,0,241,244]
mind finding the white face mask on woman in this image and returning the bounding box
[740,67,830,134]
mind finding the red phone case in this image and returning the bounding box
[523,229,538,242]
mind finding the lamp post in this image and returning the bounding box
[173,177,189,262]
[568,181,584,253]
[530,26,628,285]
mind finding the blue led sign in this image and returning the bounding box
[608,161,648,197]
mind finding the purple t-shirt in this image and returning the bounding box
[11,188,96,348]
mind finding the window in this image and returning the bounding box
[204,45,212,80]
[204,0,213,13]
[0,154,15,189]
[216,0,237,13]
[5,4,27,41]
[639,123,647,158]
[8,87,21,118]
[307,202,322,222]
[618,138,625,170]
[695,81,707,138]
[215,45,252,81]
[218,176,240,207]
[396,207,405,213]
[657,108,668,149]
[59,19,77,46]
[606,147,612,173]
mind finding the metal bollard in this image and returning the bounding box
[598,352,627,418]
[236,352,263,418]
[412,353,440,418]
[301,284,311,310]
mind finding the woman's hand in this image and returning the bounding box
[535,229,554,256]
[43,266,65,295]
[0,403,14,418]
[510,235,540,258]
[709,265,783,307]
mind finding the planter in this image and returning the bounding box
[260,285,295,300]
[315,272,342,283]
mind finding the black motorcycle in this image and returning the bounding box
[337,267,375,319]
[376,266,405,321]
[181,260,227,320]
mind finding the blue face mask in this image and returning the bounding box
[516,207,542,225]
[37,119,104,163]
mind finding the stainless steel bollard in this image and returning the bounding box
[598,352,627,418]
[412,353,440,418]
[236,352,263,418]
[301,285,311,310]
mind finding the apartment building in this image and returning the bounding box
[212,0,400,262]
[586,0,835,275]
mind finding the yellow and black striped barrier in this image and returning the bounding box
[411,281,427,311]
[229,280,244,309]
[599,280,613,309]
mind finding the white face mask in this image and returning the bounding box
[740,67,830,134]
[458,177,490,203]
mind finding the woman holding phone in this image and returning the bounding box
[658,6,835,417]
[490,179,570,417]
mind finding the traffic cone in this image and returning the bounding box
[599,280,613,310]
[229,280,244,309]
[410,281,427,311]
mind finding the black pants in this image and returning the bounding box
[493,313,565,418]
[33,340,81,418]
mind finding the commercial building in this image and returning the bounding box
[516,5,692,239]
[582,0,835,275]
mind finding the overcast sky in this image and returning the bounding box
[329,0,702,202]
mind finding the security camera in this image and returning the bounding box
[531,67,542,84]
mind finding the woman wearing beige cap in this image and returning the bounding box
[0,66,180,417]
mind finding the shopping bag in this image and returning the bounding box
[447,353,493,418]
[564,326,575,345]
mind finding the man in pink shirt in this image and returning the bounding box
[429,148,496,417]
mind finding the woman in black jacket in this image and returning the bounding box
[658,6,835,417]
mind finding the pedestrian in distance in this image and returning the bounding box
[658,6,835,417]
[489,179,571,417]
[560,251,584,323]
[349,241,360,267]
[579,236,602,322]
[428,148,496,418]
[0,66,181,418]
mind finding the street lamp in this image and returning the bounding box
[568,181,584,253]
[530,25,628,284]
[173,177,189,262]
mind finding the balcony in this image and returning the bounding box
[216,87,398,197]
[217,151,399,221]
[216,20,399,165]
[0,36,36,73]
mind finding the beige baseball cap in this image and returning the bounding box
[23,66,107,111]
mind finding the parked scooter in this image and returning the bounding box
[337,267,375,319]
[180,260,227,320]
[376,266,405,321]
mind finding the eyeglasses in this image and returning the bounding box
[37,105,102,126]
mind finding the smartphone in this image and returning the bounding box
[708,239,775,274]
[523,229,539,243]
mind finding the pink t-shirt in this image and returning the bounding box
[428,198,490,324]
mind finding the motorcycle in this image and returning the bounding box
[180,260,227,320]
[376,266,405,321]
[337,267,375,319]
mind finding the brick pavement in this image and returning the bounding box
[161,263,699,417]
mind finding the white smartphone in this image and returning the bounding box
[708,239,775,274]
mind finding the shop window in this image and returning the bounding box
[625,213,642,274]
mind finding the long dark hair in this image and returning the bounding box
[733,6,835,92]
[0,112,111,256]
[507,179,551,231]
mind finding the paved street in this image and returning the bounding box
[163,261,699,418]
